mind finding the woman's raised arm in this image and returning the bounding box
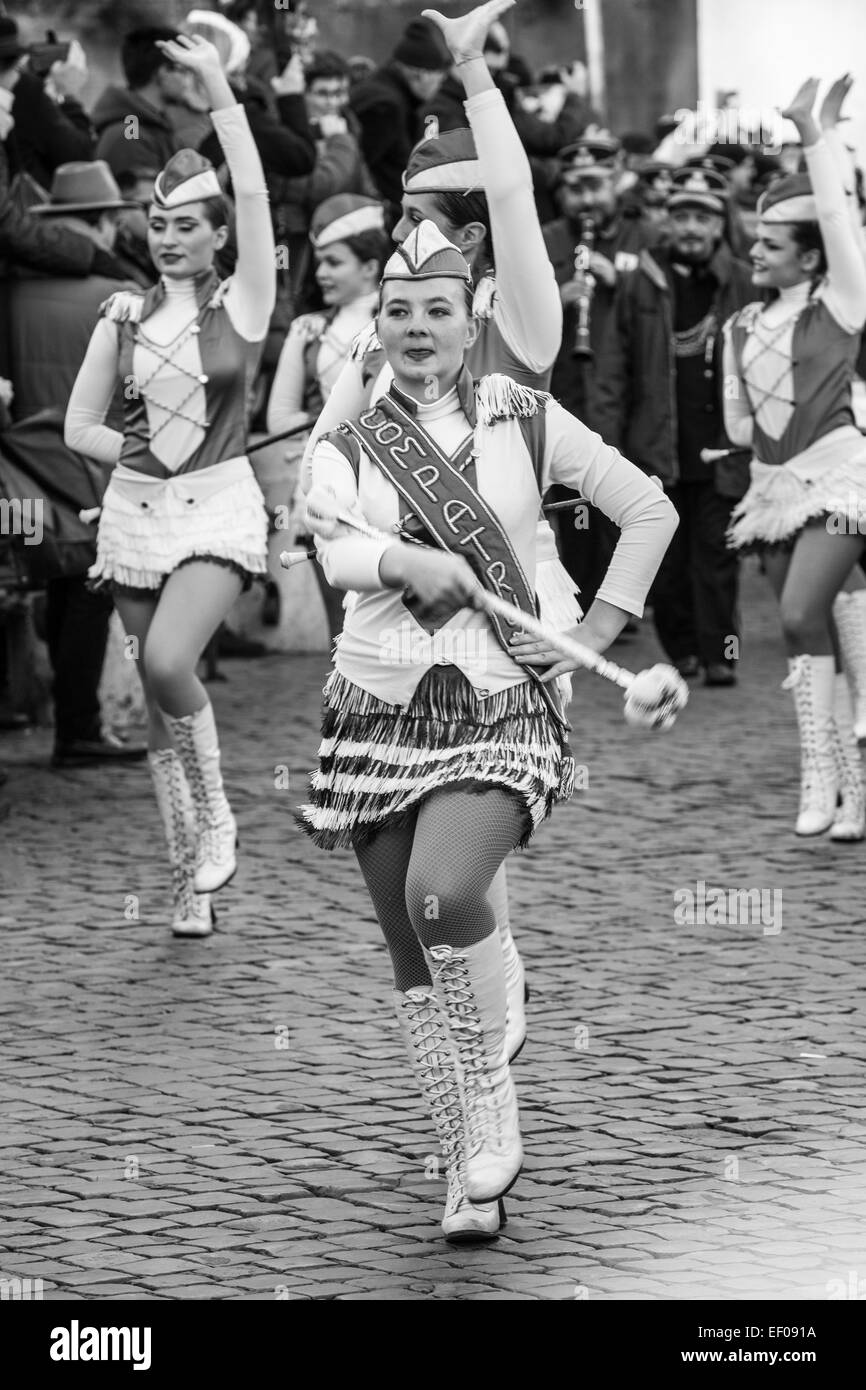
[424,1,562,374]
[156,34,276,341]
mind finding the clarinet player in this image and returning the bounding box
[543,136,656,610]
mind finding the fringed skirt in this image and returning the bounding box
[90,457,268,593]
[727,432,866,551]
[297,664,575,851]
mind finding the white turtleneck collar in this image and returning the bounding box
[415,383,462,421]
[160,275,199,299]
[776,279,813,308]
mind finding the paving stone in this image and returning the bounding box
[2,567,865,1299]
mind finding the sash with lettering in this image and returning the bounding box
[340,383,568,734]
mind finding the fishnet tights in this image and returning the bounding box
[353,788,525,991]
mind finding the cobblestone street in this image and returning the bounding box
[2,562,865,1302]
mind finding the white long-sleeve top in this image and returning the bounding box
[723,136,866,453]
[300,85,563,493]
[312,380,677,706]
[65,104,275,470]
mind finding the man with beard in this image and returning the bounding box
[594,164,755,685]
[543,135,655,608]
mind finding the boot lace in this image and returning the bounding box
[783,658,836,812]
[429,947,510,1161]
[400,991,470,1204]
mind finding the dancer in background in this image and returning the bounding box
[300,220,678,1242]
[268,193,389,640]
[299,0,575,1061]
[65,34,275,933]
[724,77,866,839]
[820,77,866,742]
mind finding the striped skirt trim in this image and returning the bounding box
[297,665,574,851]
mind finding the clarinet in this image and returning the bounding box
[571,216,596,360]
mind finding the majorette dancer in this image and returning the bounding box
[298,217,678,1241]
[268,193,390,640]
[65,33,276,934]
[300,0,577,1061]
[724,77,866,839]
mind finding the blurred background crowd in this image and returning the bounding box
[1,0,866,773]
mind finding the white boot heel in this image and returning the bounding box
[783,655,839,836]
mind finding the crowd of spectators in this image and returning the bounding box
[1,1,864,770]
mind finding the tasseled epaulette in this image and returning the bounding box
[475,373,553,426]
[350,321,382,362]
[290,312,328,344]
[735,302,764,333]
[472,273,496,321]
[100,290,145,324]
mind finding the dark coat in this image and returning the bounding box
[5,70,94,187]
[592,242,756,485]
[198,79,316,219]
[543,211,652,427]
[7,266,140,421]
[92,85,180,181]
[349,62,425,213]
[0,141,98,379]
[420,72,466,134]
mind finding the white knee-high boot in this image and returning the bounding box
[148,750,214,936]
[831,674,865,841]
[424,933,523,1204]
[487,865,527,1062]
[162,702,237,892]
[832,590,866,741]
[783,655,839,836]
[393,987,504,1243]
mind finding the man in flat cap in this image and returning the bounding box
[7,160,148,767]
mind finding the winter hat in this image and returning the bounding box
[392,18,450,72]
[152,148,222,209]
[310,194,385,248]
[381,219,472,283]
[403,127,481,195]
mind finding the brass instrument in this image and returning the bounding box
[571,216,596,360]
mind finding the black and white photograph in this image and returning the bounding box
[0,0,864,1348]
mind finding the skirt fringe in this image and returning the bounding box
[90,469,268,590]
[298,665,574,851]
[728,453,866,549]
